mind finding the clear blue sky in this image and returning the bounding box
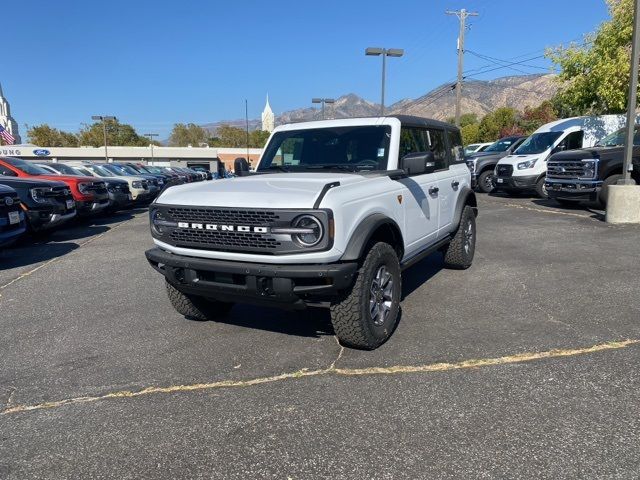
[3,0,609,139]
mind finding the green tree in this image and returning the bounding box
[446,113,478,128]
[461,123,480,145]
[519,100,558,134]
[79,119,148,147]
[477,107,519,142]
[249,130,271,147]
[27,124,79,147]
[169,123,210,147]
[547,0,633,115]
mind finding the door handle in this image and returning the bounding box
[428,186,439,195]
[451,180,460,188]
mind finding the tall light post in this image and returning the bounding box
[91,115,116,162]
[312,98,336,120]
[365,47,404,115]
[145,133,159,165]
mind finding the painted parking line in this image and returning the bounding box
[3,339,637,416]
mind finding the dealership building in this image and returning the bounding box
[0,145,263,171]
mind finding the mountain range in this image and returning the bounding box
[200,73,558,135]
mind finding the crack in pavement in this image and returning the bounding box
[3,339,637,416]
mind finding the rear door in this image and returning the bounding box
[437,129,465,236]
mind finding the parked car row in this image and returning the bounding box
[466,115,640,206]
[0,157,213,248]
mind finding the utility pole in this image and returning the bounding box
[91,115,116,162]
[446,8,478,126]
[621,0,640,185]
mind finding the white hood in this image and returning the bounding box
[498,153,543,166]
[155,172,368,208]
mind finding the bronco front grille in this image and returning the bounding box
[170,229,280,251]
[167,208,280,226]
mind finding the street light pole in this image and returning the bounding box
[311,98,336,119]
[91,115,116,162]
[621,0,640,185]
[365,47,404,115]
[144,133,159,165]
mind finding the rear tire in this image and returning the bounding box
[330,242,402,350]
[165,280,234,320]
[443,205,476,270]
[477,170,495,193]
[598,174,622,207]
[535,177,548,198]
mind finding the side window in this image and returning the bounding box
[559,131,584,151]
[399,127,426,158]
[446,129,464,164]
[426,129,448,170]
[0,165,17,176]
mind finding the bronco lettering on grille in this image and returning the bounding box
[177,222,269,233]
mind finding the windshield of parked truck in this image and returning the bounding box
[595,127,640,147]
[483,137,519,153]
[514,132,563,155]
[45,163,84,175]
[87,165,114,177]
[2,157,52,175]
[258,126,392,172]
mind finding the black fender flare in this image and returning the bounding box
[451,186,478,232]
[340,214,403,262]
[475,157,499,174]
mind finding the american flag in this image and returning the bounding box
[0,125,15,145]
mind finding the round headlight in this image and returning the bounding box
[292,215,323,247]
[151,209,166,235]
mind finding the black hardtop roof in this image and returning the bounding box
[388,115,458,130]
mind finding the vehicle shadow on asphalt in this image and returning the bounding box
[194,304,336,339]
[0,241,80,270]
[401,254,444,300]
[530,199,605,221]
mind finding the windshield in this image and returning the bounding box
[514,132,563,155]
[87,165,113,177]
[74,167,95,176]
[101,164,128,176]
[596,127,640,147]
[119,165,143,175]
[145,166,164,174]
[258,126,391,172]
[2,157,52,175]
[46,163,84,175]
[484,138,519,153]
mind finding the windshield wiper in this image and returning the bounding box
[302,164,358,172]
[265,165,290,172]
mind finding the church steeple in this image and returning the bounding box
[0,82,22,144]
[261,94,275,133]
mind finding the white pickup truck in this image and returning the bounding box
[146,116,478,349]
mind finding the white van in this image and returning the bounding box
[493,115,627,197]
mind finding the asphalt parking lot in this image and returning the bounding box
[1,195,639,479]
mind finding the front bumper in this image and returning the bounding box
[493,174,538,190]
[76,198,110,216]
[0,211,26,247]
[27,208,77,231]
[145,247,358,309]
[108,191,132,209]
[545,179,601,201]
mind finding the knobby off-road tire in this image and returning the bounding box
[477,170,495,194]
[330,242,402,350]
[165,280,234,321]
[443,205,476,270]
[598,174,623,207]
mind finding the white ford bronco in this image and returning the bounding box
[146,116,477,349]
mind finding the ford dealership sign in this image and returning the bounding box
[33,149,50,156]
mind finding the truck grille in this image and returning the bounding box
[547,161,595,180]
[0,193,20,207]
[87,181,108,195]
[167,208,280,226]
[170,229,280,250]
[496,164,513,177]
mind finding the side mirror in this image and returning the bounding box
[233,157,250,176]
[401,151,436,176]
[552,144,567,154]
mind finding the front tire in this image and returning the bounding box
[443,205,476,269]
[477,170,495,193]
[330,242,402,350]
[535,177,548,198]
[165,280,234,321]
[598,174,622,207]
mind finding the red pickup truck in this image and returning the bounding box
[0,157,110,217]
